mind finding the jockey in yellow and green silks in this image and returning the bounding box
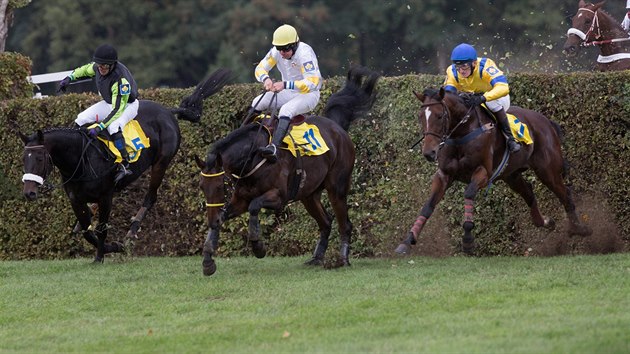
[58,44,139,183]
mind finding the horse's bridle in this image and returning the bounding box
[22,145,53,189]
[420,99,474,147]
[200,170,230,210]
[567,7,602,46]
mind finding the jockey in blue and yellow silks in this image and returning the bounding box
[252,24,323,162]
[443,43,521,153]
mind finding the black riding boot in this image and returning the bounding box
[112,131,133,184]
[494,109,521,153]
[260,116,290,163]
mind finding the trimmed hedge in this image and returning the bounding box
[0,71,628,260]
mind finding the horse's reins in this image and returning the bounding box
[417,99,475,150]
[201,92,280,210]
[22,131,117,193]
[567,7,630,63]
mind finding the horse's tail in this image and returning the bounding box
[172,68,232,123]
[323,66,380,131]
[549,119,571,180]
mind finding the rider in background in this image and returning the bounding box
[621,0,630,35]
[443,43,521,153]
[253,24,323,162]
[58,44,139,183]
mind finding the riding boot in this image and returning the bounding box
[260,116,290,163]
[494,108,521,153]
[112,131,133,184]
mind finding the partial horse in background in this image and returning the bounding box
[196,67,380,276]
[395,88,592,255]
[18,68,231,263]
[564,0,630,71]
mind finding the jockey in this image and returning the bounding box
[621,0,630,34]
[253,24,323,162]
[443,43,521,153]
[58,44,139,183]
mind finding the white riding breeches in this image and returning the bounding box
[486,94,510,113]
[75,100,139,134]
[251,90,320,118]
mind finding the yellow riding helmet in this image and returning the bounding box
[272,24,299,46]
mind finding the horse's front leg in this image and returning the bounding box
[69,200,99,256]
[461,166,489,255]
[247,189,284,259]
[202,199,247,276]
[396,170,451,254]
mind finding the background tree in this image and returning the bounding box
[0,0,29,52]
[6,0,619,88]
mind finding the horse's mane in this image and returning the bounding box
[323,66,380,131]
[205,123,261,166]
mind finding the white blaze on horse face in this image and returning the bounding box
[424,107,431,130]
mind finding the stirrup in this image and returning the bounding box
[260,143,277,157]
[507,140,521,153]
[114,163,133,184]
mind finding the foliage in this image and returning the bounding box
[0,51,32,99]
[0,71,628,260]
[1,254,629,352]
[5,0,614,88]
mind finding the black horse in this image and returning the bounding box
[196,67,380,276]
[19,68,231,263]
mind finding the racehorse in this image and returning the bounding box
[564,0,630,71]
[196,66,380,276]
[395,88,592,255]
[18,68,231,263]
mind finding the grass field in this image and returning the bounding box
[1,253,629,353]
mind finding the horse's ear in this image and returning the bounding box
[36,130,44,144]
[578,0,586,7]
[18,131,29,144]
[193,154,205,170]
[593,0,606,10]
[413,91,423,101]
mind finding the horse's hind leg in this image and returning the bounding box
[301,191,333,266]
[504,173,550,228]
[127,160,171,239]
[532,163,592,236]
[327,184,352,267]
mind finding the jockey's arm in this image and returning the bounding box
[68,63,96,81]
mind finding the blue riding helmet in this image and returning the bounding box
[451,43,477,64]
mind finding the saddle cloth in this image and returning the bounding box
[507,113,533,145]
[91,120,151,163]
[282,122,330,157]
[481,104,533,145]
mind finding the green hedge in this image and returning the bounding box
[0,52,33,100]
[0,71,628,260]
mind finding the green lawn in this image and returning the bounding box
[1,254,628,353]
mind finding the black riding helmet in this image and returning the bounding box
[93,44,118,65]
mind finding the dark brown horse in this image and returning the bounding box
[196,67,380,276]
[395,88,592,255]
[19,68,231,263]
[564,0,630,71]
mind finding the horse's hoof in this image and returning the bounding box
[202,260,217,276]
[543,217,556,230]
[72,222,81,234]
[251,240,266,259]
[395,243,409,254]
[304,257,323,266]
[125,230,138,239]
[92,257,104,264]
[462,239,475,255]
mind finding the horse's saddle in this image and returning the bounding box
[481,105,534,145]
[89,120,151,163]
[254,114,330,157]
